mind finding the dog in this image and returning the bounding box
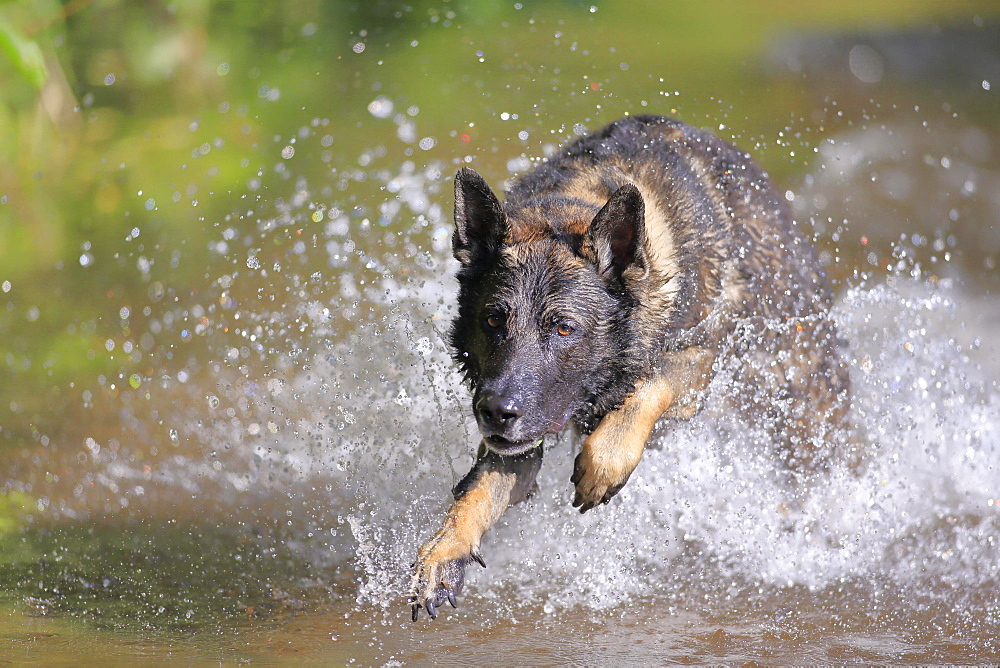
[408,115,850,620]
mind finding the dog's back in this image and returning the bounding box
[508,115,826,324]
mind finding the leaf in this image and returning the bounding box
[0,22,47,89]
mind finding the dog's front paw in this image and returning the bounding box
[570,439,641,513]
[408,528,486,621]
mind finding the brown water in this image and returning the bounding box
[2,2,1000,664]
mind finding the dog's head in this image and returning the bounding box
[448,167,650,455]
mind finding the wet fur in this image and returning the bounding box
[409,115,850,620]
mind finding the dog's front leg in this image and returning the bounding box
[409,445,542,620]
[571,347,713,512]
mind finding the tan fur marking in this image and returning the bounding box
[563,173,610,209]
[410,470,515,602]
[563,157,682,295]
[631,180,681,291]
[573,348,714,508]
[574,377,676,503]
[506,221,549,244]
[507,198,598,242]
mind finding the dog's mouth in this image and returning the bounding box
[481,408,572,456]
[483,435,543,456]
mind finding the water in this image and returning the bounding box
[9,117,999,662]
[2,5,1000,663]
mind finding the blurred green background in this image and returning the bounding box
[2,0,998,449]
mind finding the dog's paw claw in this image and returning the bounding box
[409,534,478,621]
[571,449,636,511]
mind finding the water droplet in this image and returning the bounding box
[848,44,883,84]
[367,96,394,119]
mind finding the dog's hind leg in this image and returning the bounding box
[571,347,713,512]
[409,445,542,620]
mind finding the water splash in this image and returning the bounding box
[60,109,998,648]
[336,243,999,629]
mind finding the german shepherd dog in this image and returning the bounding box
[408,115,850,620]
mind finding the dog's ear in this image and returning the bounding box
[586,183,648,281]
[453,167,507,266]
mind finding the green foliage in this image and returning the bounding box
[0,490,33,536]
[0,22,47,88]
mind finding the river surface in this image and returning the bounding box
[1,3,999,664]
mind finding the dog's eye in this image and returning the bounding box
[485,314,503,329]
[556,323,575,337]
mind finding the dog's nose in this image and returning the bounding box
[476,392,524,431]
